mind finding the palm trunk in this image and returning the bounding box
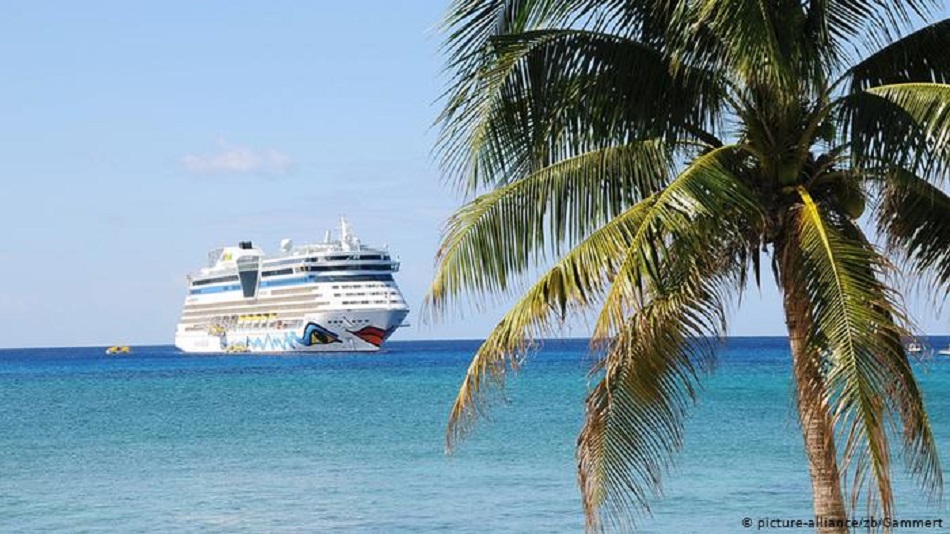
[782,275,848,534]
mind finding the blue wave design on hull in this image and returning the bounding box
[221,323,343,351]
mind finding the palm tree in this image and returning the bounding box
[428,0,949,532]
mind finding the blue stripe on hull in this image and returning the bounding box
[261,276,317,288]
[189,276,316,294]
[189,284,242,294]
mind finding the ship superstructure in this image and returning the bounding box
[174,218,409,353]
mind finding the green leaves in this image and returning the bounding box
[427,139,672,316]
[437,27,725,193]
[574,152,761,528]
[842,82,950,181]
[848,19,950,91]
[443,145,762,531]
[787,186,941,515]
[435,1,947,530]
[578,213,744,531]
[878,168,950,292]
[445,198,656,446]
[807,0,937,58]
[693,0,793,86]
[594,145,763,341]
[578,279,727,531]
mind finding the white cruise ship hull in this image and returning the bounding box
[175,308,408,353]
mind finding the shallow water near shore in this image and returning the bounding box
[1,337,949,533]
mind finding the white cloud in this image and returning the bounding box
[182,138,294,176]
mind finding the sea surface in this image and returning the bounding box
[2,338,950,533]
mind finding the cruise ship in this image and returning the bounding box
[174,219,409,353]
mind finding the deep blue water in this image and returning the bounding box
[2,338,950,533]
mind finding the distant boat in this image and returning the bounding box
[106,346,131,355]
[938,346,950,356]
[906,342,923,354]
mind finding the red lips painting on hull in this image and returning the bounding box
[347,326,393,347]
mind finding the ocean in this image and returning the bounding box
[1,338,949,533]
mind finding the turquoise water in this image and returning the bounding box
[1,338,949,533]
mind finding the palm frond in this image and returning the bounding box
[575,0,678,45]
[788,186,941,515]
[439,0,577,192]
[445,197,658,447]
[426,139,673,317]
[807,0,936,53]
[692,0,792,86]
[840,82,950,182]
[440,0,568,67]
[848,19,950,92]
[437,28,725,192]
[594,145,764,341]
[877,167,950,292]
[578,233,739,531]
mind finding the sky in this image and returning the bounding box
[0,2,948,348]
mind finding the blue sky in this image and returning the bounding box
[0,2,947,348]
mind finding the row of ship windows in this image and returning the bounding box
[193,274,396,287]
[320,275,394,283]
[183,319,307,332]
[194,316,307,325]
[181,294,402,319]
[252,291,395,298]
[341,300,391,305]
[325,319,372,325]
[299,265,393,273]
[296,293,392,298]
[333,292,399,298]
[267,255,390,267]
[193,266,392,286]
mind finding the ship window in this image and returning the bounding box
[193,275,239,286]
[261,268,294,277]
[319,274,394,283]
[302,264,392,272]
[239,270,259,298]
[265,258,304,267]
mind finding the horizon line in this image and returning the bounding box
[3,334,950,351]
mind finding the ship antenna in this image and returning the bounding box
[340,216,350,242]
